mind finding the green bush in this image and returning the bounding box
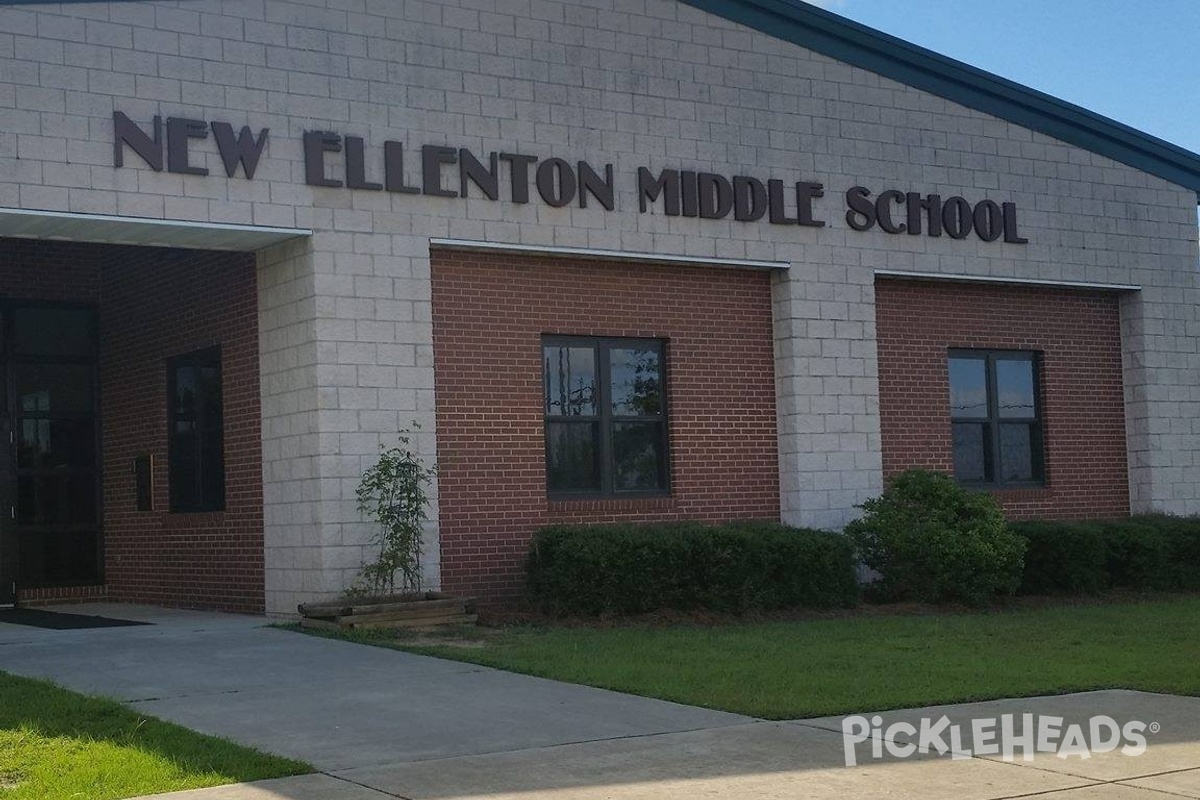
[1103,520,1173,591]
[1141,514,1200,591]
[526,521,859,615]
[1009,520,1111,595]
[845,470,1026,606]
[1010,514,1200,594]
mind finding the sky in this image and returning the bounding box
[803,0,1200,155]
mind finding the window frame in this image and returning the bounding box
[542,335,670,498]
[166,345,226,513]
[947,348,1045,488]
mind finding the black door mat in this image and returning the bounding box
[0,608,152,629]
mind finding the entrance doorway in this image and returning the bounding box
[0,304,100,605]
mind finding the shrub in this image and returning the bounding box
[1010,514,1200,594]
[1102,520,1173,591]
[352,427,435,596]
[1009,520,1110,595]
[845,469,1026,606]
[526,521,858,616]
[1140,515,1200,591]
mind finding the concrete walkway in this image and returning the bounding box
[1,604,1197,799]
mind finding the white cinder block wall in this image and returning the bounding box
[1,0,1196,614]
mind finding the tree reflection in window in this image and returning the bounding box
[543,337,667,495]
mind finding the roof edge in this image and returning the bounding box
[681,0,1200,202]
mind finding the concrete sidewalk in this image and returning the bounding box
[1,604,1197,800]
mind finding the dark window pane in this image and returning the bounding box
[610,346,662,416]
[13,308,95,357]
[544,345,596,416]
[200,365,221,417]
[17,364,94,414]
[66,474,98,524]
[17,473,97,524]
[170,431,200,510]
[546,421,600,492]
[18,418,95,469]
[1000,423,1035,482]
[174,365,199,418]
[612,422,665,491]
[996,359,1036,419]
[952,422,990,482]
[173,367,221,426]
[174,363,221,417]
[169,348,224,512]
[948,357,988,418]
[202,428,225,507]
[18,531,100,584]
[16,475,34,523]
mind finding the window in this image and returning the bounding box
[948,350,1043,486]
[167,347,225,511]
[543,337,668,495]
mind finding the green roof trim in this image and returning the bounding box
[681,0,1200,201]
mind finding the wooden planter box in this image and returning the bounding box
[298,591,476,630]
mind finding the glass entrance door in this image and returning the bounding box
[0,305,101,601]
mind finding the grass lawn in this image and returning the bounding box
[0,671,310,800]
[317,595,1200,720]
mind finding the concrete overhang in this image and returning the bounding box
[0,207,312,252]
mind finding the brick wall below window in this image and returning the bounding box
[875,278,1128,518]
[431,249,781,602]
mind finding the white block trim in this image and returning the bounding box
[0,207,313,252]
[874,269,1141,292]
[429,238,790,271]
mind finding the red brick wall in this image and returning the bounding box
[875,278,1128,518]
[0,238,264,612]
[100,248,264,613]
[431,249,781,602]
[0,239,103,303]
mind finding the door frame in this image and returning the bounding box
[0,410,14,603]
[0,300,104,599]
